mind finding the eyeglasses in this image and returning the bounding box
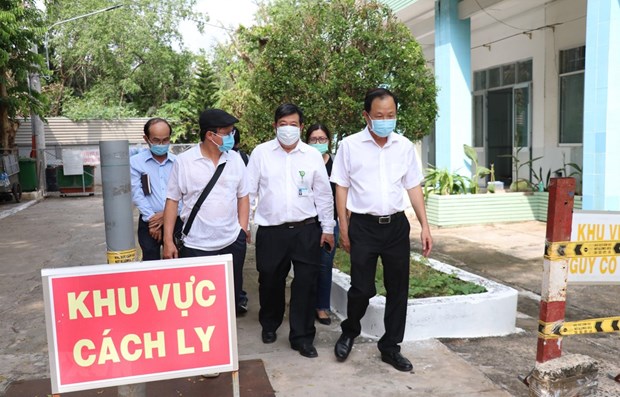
[214,129,236,138]
[149,137,171,145]
[308,137,328,144]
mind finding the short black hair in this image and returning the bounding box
[305,123,332,150]
[143,118,172,138]
[199,129,209,142]
[275,103,304,125]
[364,88,398,113]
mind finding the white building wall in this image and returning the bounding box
[472,13,544,171]
[396,0,587,181]
[468,0,586,179]
[542,1,586,180]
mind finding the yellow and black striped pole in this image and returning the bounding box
[540,316,620,336]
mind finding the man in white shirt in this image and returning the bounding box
[330,88,433,372]
[130,118,181,260]
[162,109,250,316]
[247,103,335,358]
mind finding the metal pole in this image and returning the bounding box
[99,140,142,396]
[117,383,146,397]
[26,43,46,195]
[232,371,240,397]
[536,177,575,363]
[45,4,123,70]
[99,140,136,263]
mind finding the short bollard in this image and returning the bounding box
[528,354,598,397]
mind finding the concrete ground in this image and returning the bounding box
[417,220,620,397]
[1,194,619,396]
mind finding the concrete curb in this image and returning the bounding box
[330,254,519,340]
[0,196,42,221]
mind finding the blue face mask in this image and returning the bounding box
[150,144,169,156]
[310,143,329,154]
[217,133,235,152]
[370,118,397,137]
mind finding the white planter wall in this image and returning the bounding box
[331,255,518,341]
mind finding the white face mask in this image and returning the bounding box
[276,125,301,146]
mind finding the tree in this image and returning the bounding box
[0,1,47,149]
[213,0,437,147]
[159,56,220,143]
[43,0,205,119]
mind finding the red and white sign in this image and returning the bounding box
[41,255,237,393]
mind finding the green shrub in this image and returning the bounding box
[423,166,471,198]
[333,250,486,299]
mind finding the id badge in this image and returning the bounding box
[297,170,309,197]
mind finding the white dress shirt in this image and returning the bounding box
[247,139,335,234]
[330,127,423,216]
[167,144,249,251]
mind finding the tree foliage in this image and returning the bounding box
[0,1,48,149]
[213,0,437,147]
[159,56,220,143]
[43,0,205,120]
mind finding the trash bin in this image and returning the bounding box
[57,165,95,195]
[46,166,59,192]
[18,158,38,192]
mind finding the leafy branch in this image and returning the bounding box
[423,166,471,198]
[464,144,490,194]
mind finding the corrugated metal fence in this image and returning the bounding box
[15,117,150,147]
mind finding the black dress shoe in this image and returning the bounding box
[334,334,354,362]
[292,343,318,358]
[316,311,331,325]
[236,297,248,316]
[261,330,277,344]
[381,351,413,372]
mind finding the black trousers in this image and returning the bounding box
[138,216,182,261]
[255,222,321,347]
[341,212,410,354]
[180,229,247,308]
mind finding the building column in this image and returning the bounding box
[434,0,471,173]
[582,0,620,210]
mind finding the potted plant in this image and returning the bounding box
[486,164,504,193]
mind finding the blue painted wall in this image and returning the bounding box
[582,0,620,210]
[434,0,471,174]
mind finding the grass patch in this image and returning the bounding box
[333,249,486,299]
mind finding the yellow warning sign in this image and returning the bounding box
[544,317,620,336]
[107,249,137,264]
[545,240,620,260]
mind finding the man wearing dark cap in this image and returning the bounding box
[163,108,251,316]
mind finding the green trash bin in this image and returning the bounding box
[18,158,38,192]
[57,165,95,194]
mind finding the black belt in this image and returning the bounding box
[270,217,317,229]
[352,211,404,224]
